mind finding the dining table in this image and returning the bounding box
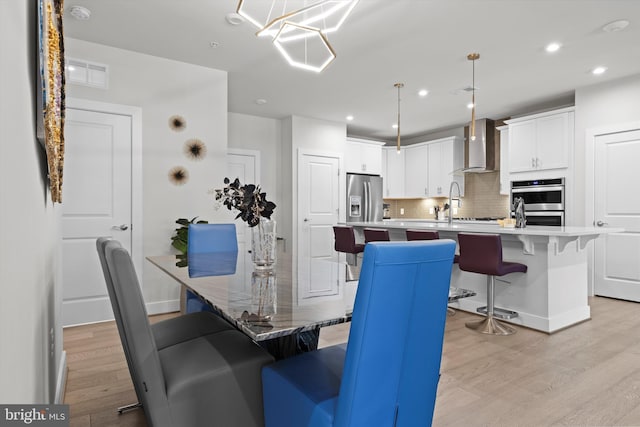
[147,246,354,358]
[147,244,475,359]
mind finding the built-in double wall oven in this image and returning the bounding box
[511,178,565,226]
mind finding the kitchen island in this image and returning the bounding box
[347,221,622,333]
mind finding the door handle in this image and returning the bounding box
[596,220,608,227]
[303,218,311,222]
[112,224,129,231]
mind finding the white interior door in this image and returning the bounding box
[298,152,340,300]
[225,150,258,292]
[594,129,640,301]
[62,108,133,326]
[226,150,259,245]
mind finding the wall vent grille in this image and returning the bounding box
[66,58,109,89]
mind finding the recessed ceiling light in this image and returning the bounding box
[467,102,474,109]
[255,98,267,105]
[602,19,630,33]
[69,5,91,20]
[418,89,428,97]
[392,124,398,129]
[225,12,245,26]
[545,42,561,53]
[592,66,607,75]
[346,115,354,121]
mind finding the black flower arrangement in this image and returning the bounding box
[215,177,276,227]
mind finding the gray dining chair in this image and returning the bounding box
[97,238,274,427]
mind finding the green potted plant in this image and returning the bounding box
[171,217,208,266]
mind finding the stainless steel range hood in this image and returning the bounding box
[463,118,496,173]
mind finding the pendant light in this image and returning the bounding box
[394,83,404,153]
[467,53,480,141]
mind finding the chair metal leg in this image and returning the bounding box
[117,402,142,414]
[465,276,516,336]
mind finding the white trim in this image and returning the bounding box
[505,106,575,124]
[584,120,640,294]
[146,299,180,315]
[346,137,385,146]
[54,351,67,404]
[66,98,144,288]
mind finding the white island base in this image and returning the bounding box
[349,222,620,333]
[450,234,590,333]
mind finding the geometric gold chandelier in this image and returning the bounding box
[236,0,359,72]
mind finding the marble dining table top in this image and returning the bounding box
[147,250,353,342]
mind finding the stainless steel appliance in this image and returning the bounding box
[382,203,391,219]
[511,178,565,226]
[347,173,383,223]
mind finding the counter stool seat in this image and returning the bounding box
[333,226,365,282]
[333,226,365,256]
[458,233,527,336]
[406,229,439,241]
[363,228,390,243]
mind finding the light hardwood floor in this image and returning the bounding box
[64,297,640,426]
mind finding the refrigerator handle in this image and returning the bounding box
[365,182,371,221]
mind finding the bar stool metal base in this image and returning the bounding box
[476,306,518,320]
[465,314,516,336]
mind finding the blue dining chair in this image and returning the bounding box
[262,239,456,427]
[186,223,238,313]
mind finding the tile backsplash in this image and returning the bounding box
[384,172,510,219]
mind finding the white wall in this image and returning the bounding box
[66,38,228,309]
[284,116,347,253]
[0,0,62,403]
[574,73,640,226]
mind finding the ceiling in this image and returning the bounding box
[63,0,640,143]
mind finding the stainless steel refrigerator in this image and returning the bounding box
[346,173,383,223]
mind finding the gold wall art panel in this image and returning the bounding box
[38,0,66,203]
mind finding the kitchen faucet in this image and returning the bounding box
[448,181,462,225]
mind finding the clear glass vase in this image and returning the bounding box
[250,269,277,322]
[251,217,276,269]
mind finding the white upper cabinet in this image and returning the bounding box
[382,147,405,198]
[506,107,574,173]
[404,144,429,197]
[497,125,510,195]
[384,136,463,199]
[427,137,464,197]
[345,138,384,175]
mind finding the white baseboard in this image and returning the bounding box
[146,299,180,315]
[55,350,67,404]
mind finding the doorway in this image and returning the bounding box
[297,150,341,301]
[587,123,640,301]
[62,99,142,326]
